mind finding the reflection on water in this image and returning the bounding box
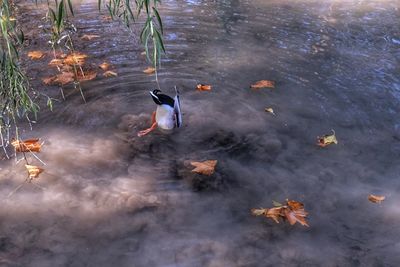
[0,0,399,266]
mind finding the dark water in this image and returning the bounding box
[1,0,400,266]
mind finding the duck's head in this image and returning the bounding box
[149,89,162,105]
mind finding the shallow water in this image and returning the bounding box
[1,0,400,266]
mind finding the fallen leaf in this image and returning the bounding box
[143,67,155,74]
[368,194,385,204]
[250,80,275,89]
[140,51,147,56]
[99,62,111,71]
[265,107,275,115]
[25,164,44,179]
[102,15,112,21]
[64,52,88,66]
[190,160,217,176]
[103,70,118,77]
[42,72,74,86]
[252,199,309,227]
[317,129,338,147]
[76,70,97,82]
[48,58,64,67]
[272,200,283,207]
[11,139,41,153]
[81,34,100,41]
[196,84,212,91]
[28,51,45,60]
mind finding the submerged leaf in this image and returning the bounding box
[190,160,218,176]
[368,194,385,204]
[11,139,41,153]
[143,67,156,74]
[196,84,212,91]
[81,34,100,41]
[64,52,88,66]
[28,51,45,60]
[103,70,118,77]
[251,80,275,89]
[25,164,44,179]
[76,70,97,82]
[99,62,111,71]
[48,58,64,67]
[317,130,338,147]
[42,72,74,86]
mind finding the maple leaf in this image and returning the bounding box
[143,67,156,74]
[25,164,44,179]
[368,194,385,204]
[81,34,100,41]
[250,80,275,89]
[11,139,41,153]
[99,62,111,71]
[317,130,338,147]
[64,52,88,66]
[190,160,217,176]
[28,51,45,60]
[196,84,212,91]
[103,70,118,77]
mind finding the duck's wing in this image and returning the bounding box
[173,86,182,128]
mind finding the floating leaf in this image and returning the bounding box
[317,130,338,147]
[196,84,212,91]
[28,51,45,60]
[99,62,111,71]
[81,34,100,41]
[42,72,74,86]
[76,70,97,82]
[265,107,275,115]
[251,80,275,89]
[64,52,88,66]
[48,58,64,67]
[190,160,217,176]
[25,164,44,179]
[103,70,118,77]
[272,200,283,207]
[11,139,41,153]
[143,67,156,74]
[368,194,385,204]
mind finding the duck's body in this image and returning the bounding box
[138,88,182,137]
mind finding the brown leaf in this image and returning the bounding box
[103,70,118,77]
[25,164,44,179]
[190,160,217,176]
[368,194,385,204]
[143,67,156,74]
[11,139,41,153]
[28,51,45,60]
[251,208,267,216]
[81,34,100,41]
[76,70,97,82]
[196,84,212,91]
[287,200,304,211]
[102,15,112,21]
[64,52,88,66]
[48,58,64,67]
[99,62,111,71]
[42,72,74,86]
[317,129,338,147]
[250,80,275,89]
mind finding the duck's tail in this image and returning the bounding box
[174,86,182,128]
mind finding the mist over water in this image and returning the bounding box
[1,0,399,266]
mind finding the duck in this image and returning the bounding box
[138,87,182,137]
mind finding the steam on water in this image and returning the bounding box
[0,0,399,266]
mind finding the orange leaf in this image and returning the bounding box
[64,52,88,66]
[287,200,304,211]
[28,51,45,60]
[196,84,212,91]
[190,160,217,176]
[99,62,111,71]
[11,139,41,153]
[42,72,74,86]
[103,70,118,77]
[81,34,100,41]
[143,67,155,74]
[48,58,64,67]
[368,194,385,204]
[77,70,97,82]
[250,80,275,89]
[25,164,44,179]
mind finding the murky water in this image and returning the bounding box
[1,0,400,266]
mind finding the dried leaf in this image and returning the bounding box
[190,160,217,176]
[64,52,88,66]
[196,84,212,91]
[251,80,275,89]
[103,70,118,77]
[143,67,156,74]
[28,51,45,60]
[99,62,111,71]
[140,51,147,56]
[76,70,97,82]
[368,194,385,204]
[265,207,284,224]
[25,164,44,179]
[317,130,338,147]
[11,139,41,153]
[81,34,100,41]
[251,208,267,216]
[102,15,112,21]
[265,107,275,115]
[272,200,283,207]
[42,72,74,86]
[48,58,64,67]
